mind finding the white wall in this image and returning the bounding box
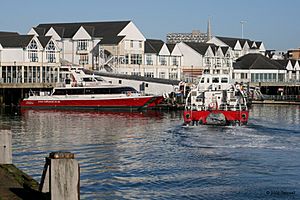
[177,42,203,67]
[1,49,24,63]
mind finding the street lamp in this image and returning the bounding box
[240,21,247,39]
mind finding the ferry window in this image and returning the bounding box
[119,80,122,84]
[145,83,148,87]
[200,78,205,83]
[221,77,228,83]
[212,77,219,83]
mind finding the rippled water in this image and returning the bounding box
[1,104,300,199]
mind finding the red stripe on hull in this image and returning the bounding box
[20,96,163,110]
[183,110,249,125]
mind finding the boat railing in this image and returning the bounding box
[186,103,247,111]
[29,90,51,97]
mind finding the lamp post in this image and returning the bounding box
[240,21,247,39]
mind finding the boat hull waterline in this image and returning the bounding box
[20,96,164,111]
[183,110,249,126]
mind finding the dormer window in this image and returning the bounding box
[28,40,38,62]
[46,41,56,63]
[77,40,88,50]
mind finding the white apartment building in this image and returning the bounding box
[28,21,182,80]
[207,36,266,60]
[176,42,233,82]
[0,32,60,84]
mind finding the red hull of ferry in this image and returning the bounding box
[183,110,249,125]
[20,96,164,110]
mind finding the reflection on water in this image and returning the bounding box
[1,105,300,199]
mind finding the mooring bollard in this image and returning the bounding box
[40,152,80,200]
[0,128,12,164]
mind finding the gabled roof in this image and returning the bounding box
[38,36,52,48]
[184,42,214,55]
[0,31,19,37]
[234,53,284,70]
[0,35,34,48]
[35,21,131,39]
[166,43,176,53]
[274,59,289,67]
[216,36,240,48]
[221,46,230,55]
[145,39,164,54]
[99,36,125,45]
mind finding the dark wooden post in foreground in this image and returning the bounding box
[0,129,12,164]
[40,152,80,200]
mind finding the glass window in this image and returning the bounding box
[145,72,154,77]
[221,77,228,83]
[159,56,167,65]
[146,55,153,65]
[46,41,56,63]
[79,54,89,65]
[130,54,142,65]
[159,72,165,79]
[212,77,219,83]
[77,40,88,50]
[28,40,38,62]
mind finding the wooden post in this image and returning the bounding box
[40,152,80,200]
[0,129,12,164]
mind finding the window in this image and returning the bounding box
[241,73,247,79]
[139,41,142,48]
[145,72,154,77]
[205,57,211,65]
[212,77,219,83]
[146,55,153,65]
[77,40,88,50]
[159,56,167,65]
[131,72,141,76]
[46,41,56,63]
[130,54,142,65]
[221,77,228,83]
[159,72,165,79]
[172,57,179,66]
[125,54,129,64]
[79,54,89,65]
[169,73,178,80]
[130,40,134,48]
[28,40,38,62]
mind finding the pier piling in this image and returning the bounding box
[0,128,12,164]
[40,152,80,200]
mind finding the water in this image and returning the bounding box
[1,105,300,199]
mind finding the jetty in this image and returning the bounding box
[0,128,80,200]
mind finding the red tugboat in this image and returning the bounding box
[183,74,249,126]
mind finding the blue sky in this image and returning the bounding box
[1,0,299,50]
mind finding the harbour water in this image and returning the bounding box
[1,104,300,199]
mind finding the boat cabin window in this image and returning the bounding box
[82,77,94,82]
[200,78,205,83]
[221,77,228,83]
[212,77,219,83]
[53,87,137,95]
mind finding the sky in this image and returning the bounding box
[0,0,299,51]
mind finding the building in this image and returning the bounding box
[167,30,208,44]
[166,19,212,44]
[233,53,286,83]
[0,33,60,85]
[287,48,300,60]
[176,42,233,82]
[207,36,266,60]
[29,20,182,80]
